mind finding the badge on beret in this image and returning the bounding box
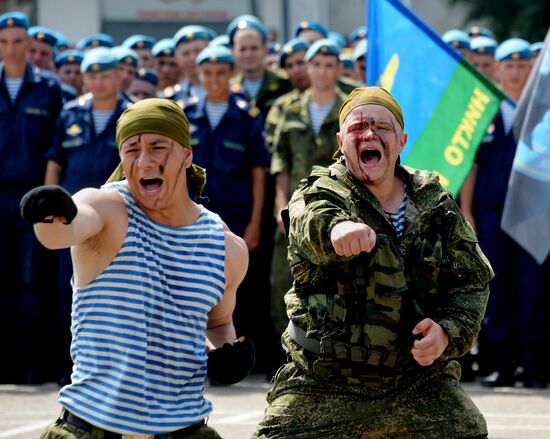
[138,68,146,77]
[512,52,520,60]
[301,21,308,30]
[321,45,328,53]
[92,63,100,71]
[163,48,171,55]
[37,32,45,40]
[92,40,99,47]
[237,20,247,30]
[284,46,293,54]
[7,18,13,27]
[68,55,75,62]
[125,56,133,64]
[478,47,485,53]
[137,41,144,48]
[452,41,459,47]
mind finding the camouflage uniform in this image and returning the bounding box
[253,160,493,439]
[270,88,348,338]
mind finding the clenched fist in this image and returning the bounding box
[330,221,376,257]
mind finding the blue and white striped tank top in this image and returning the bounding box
[58,181,226,434]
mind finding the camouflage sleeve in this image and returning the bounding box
[265,99,283,155]
[270,110,292,176]
[287,179,363,265]
[433,210,494,359]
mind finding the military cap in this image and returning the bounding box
[531,41,544,57]
[196,45,233,66]
[340,54,355,70]
[328,31,347,50]
[111,46,139,67]
[353,38,368,61]
[55,50,84,69]
[304,38,340,62]
[470,36,497,56]
[174,25,217,47]
[349,26,367,44]
[209,35,230,48]
[294,20,328,39]
[227,15,267,46]
[268,42,282,55]
[0,11,29,30]
[135,67,159,87]
[80,47,117,73]
[442,29,471,50]
[152,38,175,57]
[55,32,71,51]
[279,38,311,67]
[467,26,495,40]
[29,26,58,46]
[76,33,114,51]
[495,38,532,61]
[122,34,156,50]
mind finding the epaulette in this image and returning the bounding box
[77,92,92,106]
[161,83,181,98]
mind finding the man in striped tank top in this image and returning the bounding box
[22,99,255,437]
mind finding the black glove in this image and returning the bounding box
[20,185,78,225]
[207,338,256,385]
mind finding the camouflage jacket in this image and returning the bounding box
[270,88,348,197]
[264,88,302,154]
[284,161,493,387]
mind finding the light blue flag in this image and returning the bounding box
[501,28,550,265]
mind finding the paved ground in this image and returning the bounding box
[1,376,549,439]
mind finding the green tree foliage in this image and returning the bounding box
[449,0,549,42]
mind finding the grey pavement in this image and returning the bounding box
[1,376,549,439]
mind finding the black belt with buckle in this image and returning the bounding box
[61,409,205,438]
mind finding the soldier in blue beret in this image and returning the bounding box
[328,31,347,50]
[28,26,58,70]
[44,47,132,384]
[467,25,495,40]
[210,34,230,48]
[111,45,139,97]
[152,38,180,90]
[55,32,70,54]
[122,34,156,68]
[75,33,114,52]
[470,36,497,81]
[227,14,267,46]
[161,25,216,102]
[294,20,328,43]
[128,67,159,100]
[266,42,282,69]
[442,29,471,59]
[353,38,367,83]
[349,25,367,48]
[461,37,545,388]
[530,41,544,59]
[0,11,63,383]
[55,50,84,103]
[340,54,355,79]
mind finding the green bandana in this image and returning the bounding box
[106,98,206,195]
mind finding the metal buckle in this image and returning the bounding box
[121,435,154,439]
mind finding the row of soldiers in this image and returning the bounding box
[0,7,546,388]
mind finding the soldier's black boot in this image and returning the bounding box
[481,343,516,388]
[521,343,548,389]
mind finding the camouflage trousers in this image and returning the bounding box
[270,228,293,337]
[40,414,221,439]
[252,361,487,439]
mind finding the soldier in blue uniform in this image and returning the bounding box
[461,39,546,388]
[294,20,328,43]
[122,34,156,68]
[128,67,159,100]
[28,26,58,71]
[161,25,216,101]
[111,45,139,101]
[0,12,63,383]
[152,38,180,90]
[442,29,472,60]
[185,45,272,375]
[353,38,367,83]
[75,33,114,52]
[54,50,84,104]
[44,47,131,384]
[469,36,497,82]
[349,25,367,48]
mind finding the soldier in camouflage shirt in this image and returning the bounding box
[252,87,493,439]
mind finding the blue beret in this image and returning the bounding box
[81,47,117,73]
[55,50,84,69]
[467,26,495,40]
[353,38,368,61]
[135,67,159,87]
[531,41,544,56]
[76,33,114,51]
[55,32,71,51]
[279,38,310,67]
[268,42,282,55]
[496,38,532,61]
[122,34,156,50]
[152,38,175,57]
[209,35,230,48]
[340,54,355,70]
[0,12,29,30]
[111,46,139,67]
[470,36,497,56]
[227,15,267,46]
[294,21,328,39]
[174,25,217,47]
[328,32,347,50]
[349,26,367,44]
[442,29,471,50]
[305,38,340,62]
[29,26,58,46]
[196,45,233,66]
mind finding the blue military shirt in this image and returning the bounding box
[0,63,62,188]
[185,94,270,235]
[46,93,131,194]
